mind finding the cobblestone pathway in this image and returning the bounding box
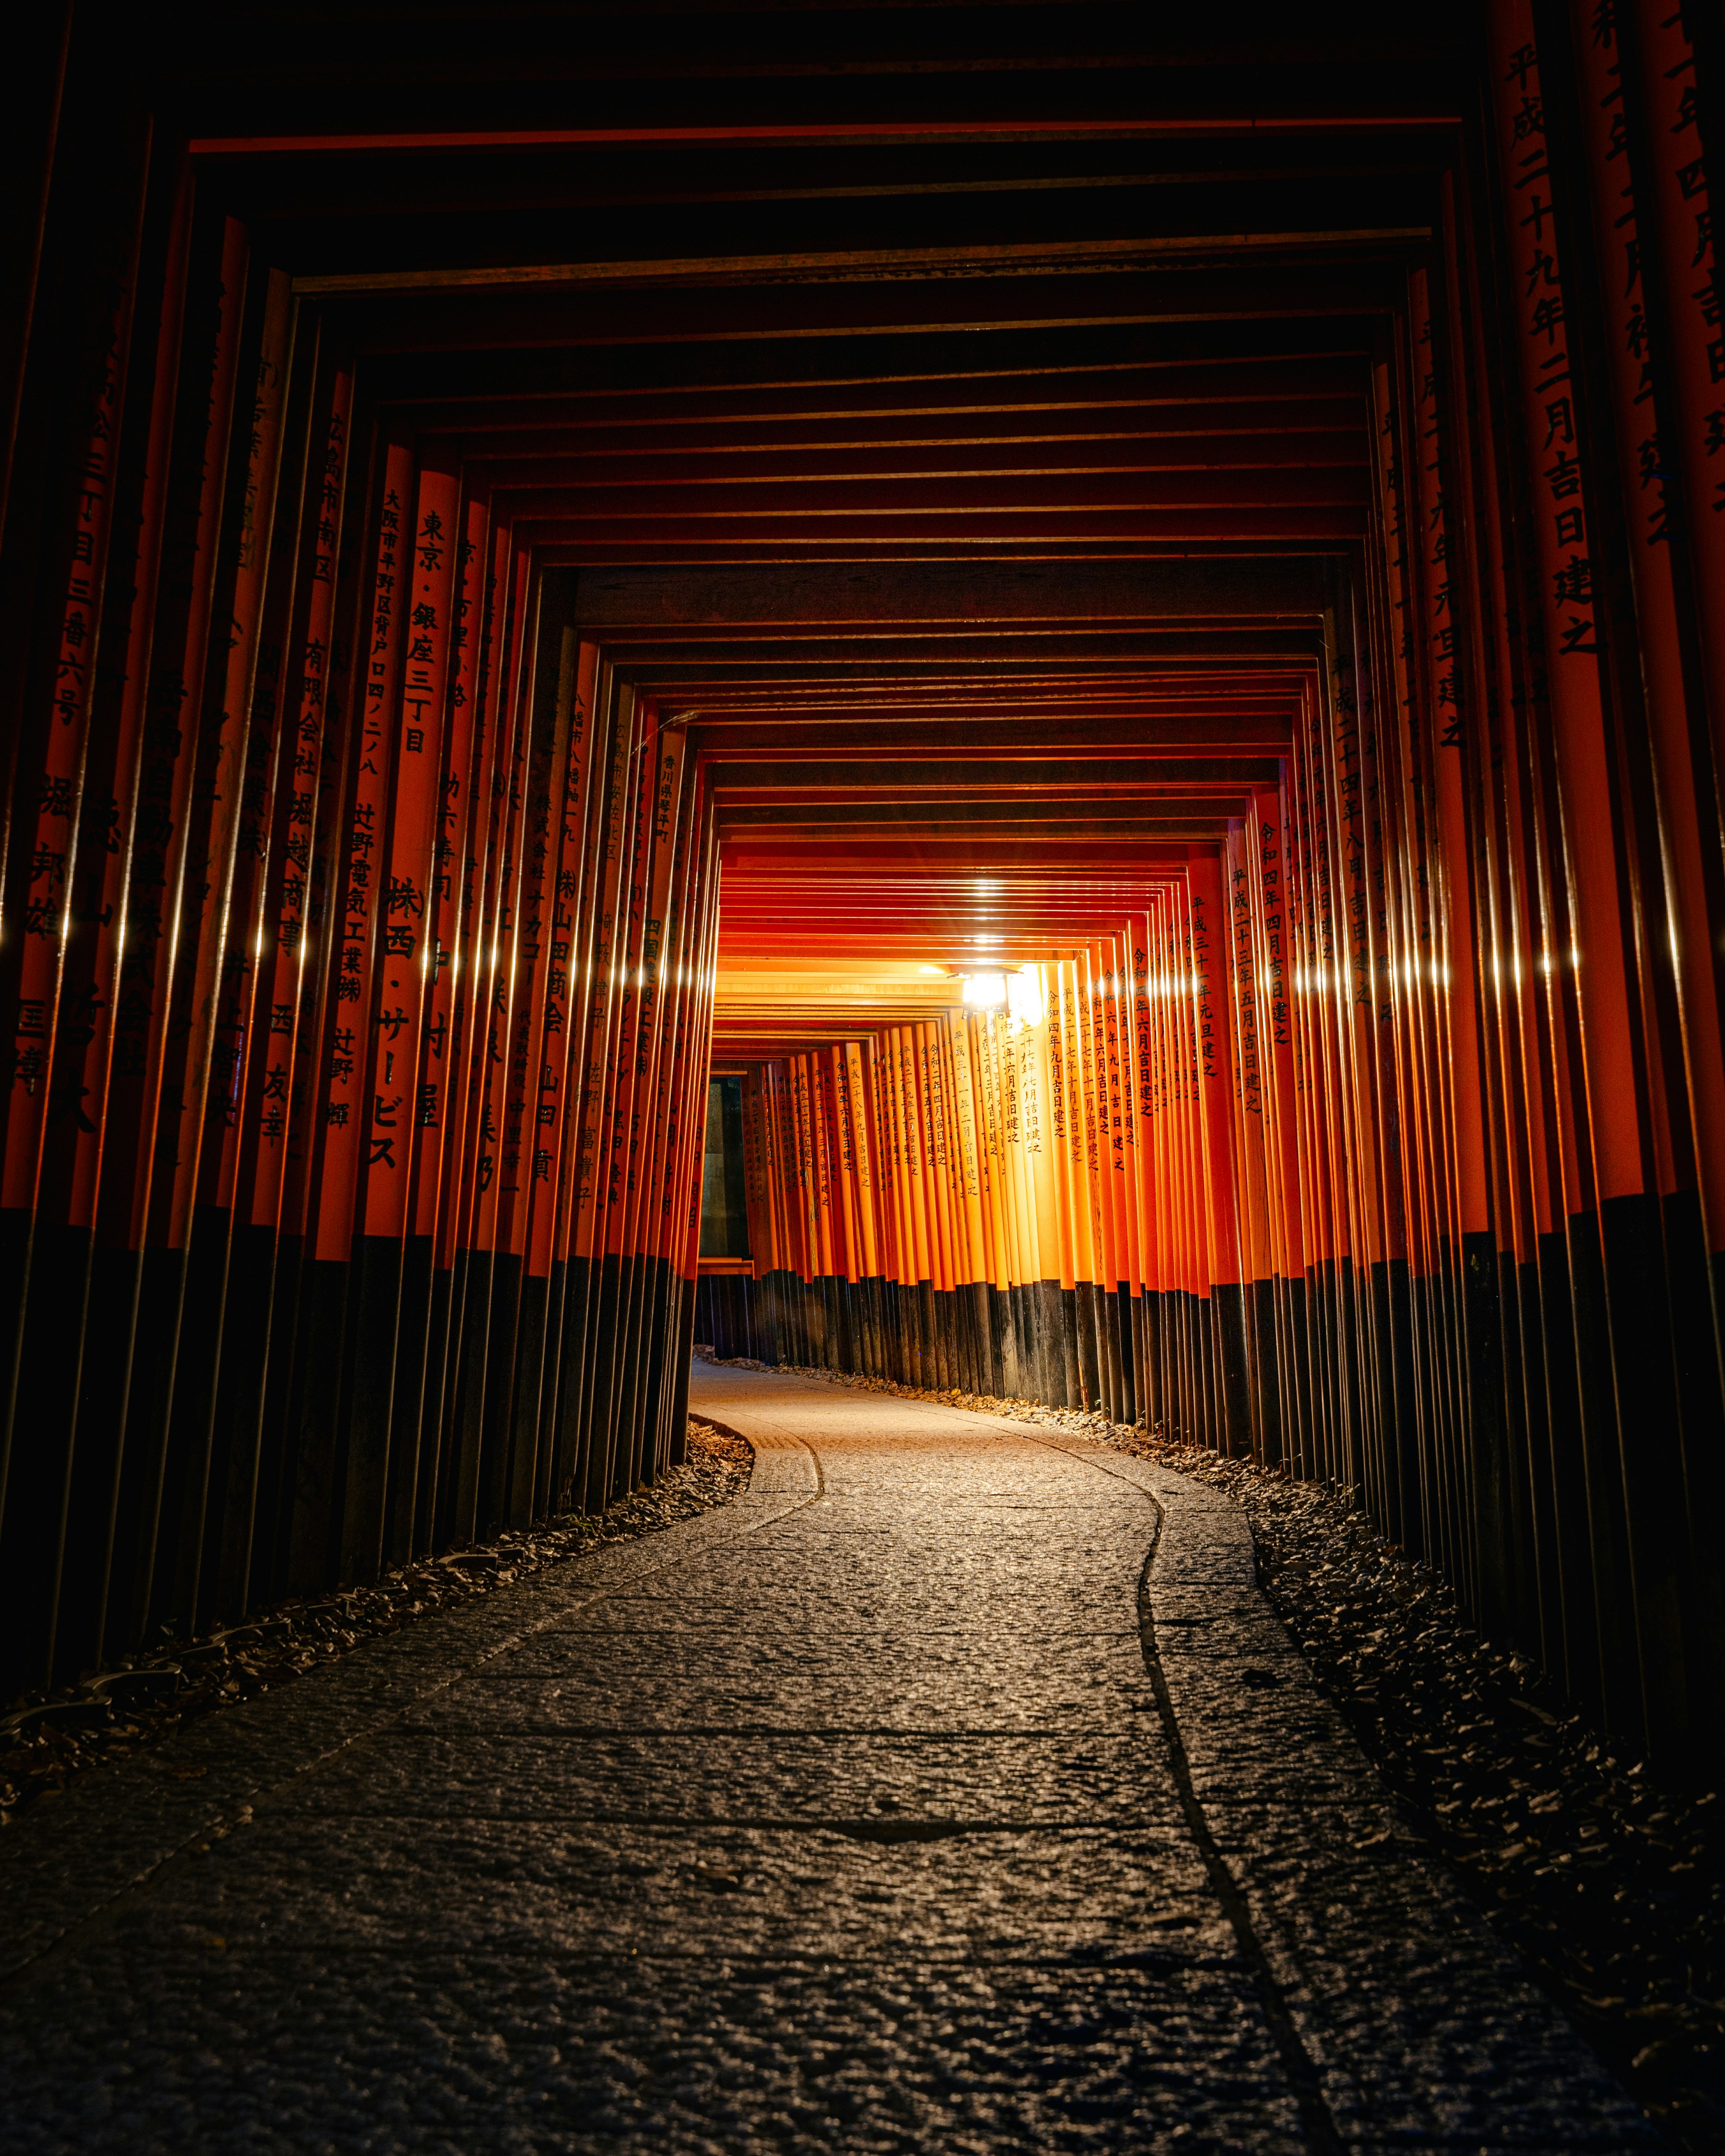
[0,1368,1661,2152]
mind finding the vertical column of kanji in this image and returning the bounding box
[245,367,353,1258]
[914,1025,948,1383]
[969,1012,1004,1365]
[496,617,581,1527]
[1568,6,1725,1303]
[834,1043,865,1289]
[946,1016,981,1387]
[43,178,197,1679]
[460,540,537,1538]
[164,268,295,1234]
[1057,959,1098,1411]
[1370,392,1442,1541]
[190,302,322,1636]
[1184,879,1219,1435]
[939,1013,968,1333]
[1114,936,1147,1317]
[0,143,146,1694]
[1306,658,1370,1489]
[655,810,716,1466]
[808,1054,836,1361]
[944,1016,977,1307]
[786,1055,812,1297]
[530,636,603,1516]
[1089,945,1127,1413]
[826,1049,858,1299]
[95,216,250,1657]
[328,451,460,1584]
[858,1039,892,1371]
[1137,918,1167,1427]
[760,1059,792,1355]
[1125,928,1156,1421]
[1006,994,1034,1389]
[1042,965,1075,1297]
[852,1036,885,1370]
[201,324,316,1233]
[1366,327,1438,1540]
[244,391,367,1610]
[845,1039,882,1357]
[138,268,296,1643]
[1180,880,1218,1441]
[659,810,716,1414]
[1186,857,1246,1453]
[1287,667,1353,1488]
[0,155,142,1241]
[1339,560,1415,1541]
[1122,930,1152,1423]
[1107,936,1142,1421]
[945,1012,984,1385]
[1067,956,1106,1415]
[567,685,639,1514]
[394,485,490,1553]
[1629,10,1725,1089]
[1009,996,1039,1338]
[463,531,535,1524]
[1147,896,1188,1436]
[278,433,413,1596]
[1155,894,1196,1436]
[45,186,189,1250]
[1022,975,1062,1401]
[986,1009,1021,1392]
[1107,939,1144,1422]
[867,1033,899,1374]
[1403,264,1495,1589]
[1243,795,1304,1468]
[899,1029,934,1384]
[1496,25,1657,1206]
[879,1027,914,1378]
[1437,158,1583,1678]
[1372,295,1446,1564]
[610,728,690,1491]
[773,1051,805,1343]
[741,1067,770,1281]
[1148,897,1187,1436]
[659,779,721,1462]
[1493,9,1674,1754]
[1601,0,1725,1761]
[1222,825,1274,1456]
[546,653,624,1503]
[433,517,518,1542]
[587,711,656,1498]
[1320,597,1392,1511]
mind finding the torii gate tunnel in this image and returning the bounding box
[4,1,1725,1780]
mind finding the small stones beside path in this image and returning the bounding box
[0,1418,752,1832]
[761,1358,1724,2156]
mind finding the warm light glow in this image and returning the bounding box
[917,965,945,976]
[1007,963,1046,1028]
[962,971,1008,1008]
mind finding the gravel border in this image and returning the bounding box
[0,1418,752,1830]
[753,1358,1722,2155]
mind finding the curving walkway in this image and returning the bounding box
[0,1366,1659,2152]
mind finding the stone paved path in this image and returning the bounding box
[0,1367,1662,2152]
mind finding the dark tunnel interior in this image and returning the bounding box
[3,0,1725,1826]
